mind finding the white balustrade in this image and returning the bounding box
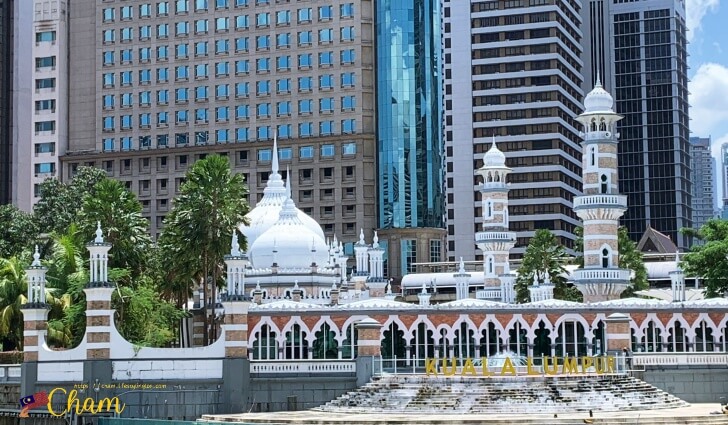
[476,289,502,300]
[573,194,627,209]
[572,269,631,281]
[475,231,516,242]
[250,360,356,374]
[632,353,728,366]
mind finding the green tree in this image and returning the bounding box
[573,226,648,297]
[159,155,250,344]
[681,219,728,297]
[515,229,581,303]
[33,166,107,235]
[77,178,152,274]
[0,205,40,259]
[0,257,28,350]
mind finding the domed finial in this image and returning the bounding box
[372,231,379,248]
[359,228,365,244]
[532,272,539,286]
[421,282,427,294]
[31,245,41,267]
[386,281,392,294]
[255,280,261,291]
[595,70,602,88]
[331,281,337,290]
[94,221,104,243]
[231,231,241,256]
[491,134,497,149]
[544,271,551,285]
[459,257,465,274]
[294,280,299,289]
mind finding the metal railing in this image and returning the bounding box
[250,360,356,374]
[632,352,728,366]
[0,364,22,382]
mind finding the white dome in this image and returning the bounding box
[249,196,329,269]
[483,137,506,168]
[583,77,614,113]
[240,138,324,247]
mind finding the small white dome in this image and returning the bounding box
[483,137,506,168]
[249,196,329,269]
[583,76,614,113]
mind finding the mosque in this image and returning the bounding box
[18,79,728,420]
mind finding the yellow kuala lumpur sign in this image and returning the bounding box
[424,356,617,376]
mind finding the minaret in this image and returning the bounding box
[454,257,471,300]
[573,75,630,302]
[224,231,249,299]
[670,251,685,302]
[367,231,387,296]
[475,136,516,293]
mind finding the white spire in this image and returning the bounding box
[272,131,279,175]
[532,272,539,286]
[255,281,261,291]
[491,134,497,148]
[94,221,104,243]
[459,257,465,274]
[285,165,291,199]
[358,228,365,245]
[293,280,299,290]
[31,245,41,267]
[372,231,379,248]
[231,231,241,256]
[595,69,602,88]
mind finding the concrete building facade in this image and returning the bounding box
[0,0,12,205]
[443,0,585,262]
[62,0,378,244]
[580,0,692,249]
[688,137,716,233]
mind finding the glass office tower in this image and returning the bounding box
[375,0,445,278]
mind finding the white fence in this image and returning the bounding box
[632,353,728,367]
[250,360,356,374]
[0,364,21,382]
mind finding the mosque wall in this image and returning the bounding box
[640,367,728,403]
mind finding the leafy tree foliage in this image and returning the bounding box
[0,206,39,259]
[681,219,728,297]
[77,178,152,275]
[515,229,581,303]
[33,167,107,235]
[159,155,250,343]
[573,226,648,297]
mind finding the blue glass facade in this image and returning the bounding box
[376,0,443,229]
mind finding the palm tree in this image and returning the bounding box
[0,257,28,350]
[77,178,152,276]
[159,155,250,344]
[515,229,580,302]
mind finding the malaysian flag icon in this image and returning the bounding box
[19,395,35,407]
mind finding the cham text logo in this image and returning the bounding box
[19,388,126,417]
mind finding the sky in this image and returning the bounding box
[686,0,728,208]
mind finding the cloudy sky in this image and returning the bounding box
[687,0,727,206]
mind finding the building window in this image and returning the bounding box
[342,119,355,134]
[429,240,441,263]
[299,146,314,159]
[342,142,356,155]
[321,144,335,157]
[340,3,354,18]
[401,239,417,275]
[258,149,272,161]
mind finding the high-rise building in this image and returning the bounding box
[374,0,445,277]
[443,0,585,261]
[688,137,716,233]
[581,0,691,249]
[61,0,377,247]
[0,0,12,205]
[22,0,68,210]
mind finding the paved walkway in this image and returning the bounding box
[201,404,728,424]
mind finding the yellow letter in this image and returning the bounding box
[596,357,606,374]
[47,388,66,417]
[82,397,96,414]
[527,357,540,375]
[481,357,493,376]
[581,356,594,374]
[97,397,126,414]
[425,358,437,375]
[544,356,559,375]
[500,357,516,376]
[607,356,616,373]
[562,357,578,374]
[462,358,476,376]
[441,358,457,376]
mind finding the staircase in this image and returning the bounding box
[317,374,689,414]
